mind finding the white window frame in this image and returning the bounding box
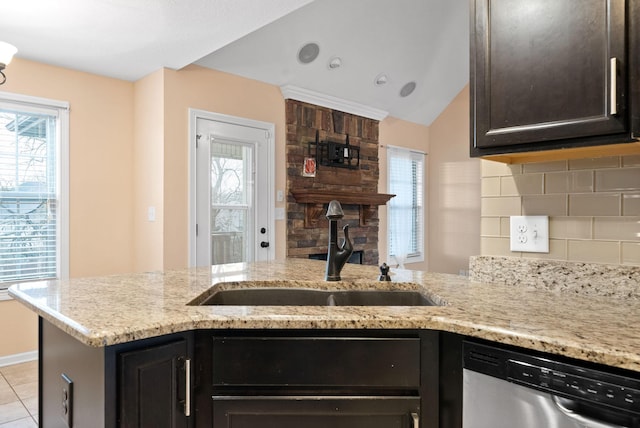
[0,91,69,300]
[386,145,425,266]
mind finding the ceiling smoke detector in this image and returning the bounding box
[400,81,417,97]
[328,56,342,69]
[374,73,389,86]
[297,42,320,64]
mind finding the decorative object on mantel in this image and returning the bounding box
[290,188,394,228]
[302,157,316,177]
[307,130,360,170]
[302,138,317,177]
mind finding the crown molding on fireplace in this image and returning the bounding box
[281,85,389,121]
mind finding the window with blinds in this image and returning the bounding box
[0,94,68,291]
[387,146,425,265]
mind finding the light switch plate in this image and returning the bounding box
[510,216,549,253]
[274,207,285,220]
[147,206,156,222]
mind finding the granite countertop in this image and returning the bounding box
[9,258,640,373]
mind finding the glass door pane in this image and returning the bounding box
[210,140,253,265]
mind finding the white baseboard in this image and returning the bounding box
[0,350,38,367]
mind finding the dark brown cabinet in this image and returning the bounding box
[39,318,461,428]
[39,319,195,428]
[470,0,640,160]
[119,339,191,428]
[195,331,443,428]
[212,397,420,428]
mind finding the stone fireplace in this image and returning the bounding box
[285,99,392,265]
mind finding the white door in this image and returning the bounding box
[193,113,274,266]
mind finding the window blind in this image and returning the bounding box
[0,107,58,288]
[387,146,424,263]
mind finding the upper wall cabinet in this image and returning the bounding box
[470,0,640,162]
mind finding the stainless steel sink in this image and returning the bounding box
[195,288,437,306]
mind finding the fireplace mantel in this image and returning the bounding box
[290,189,395,227]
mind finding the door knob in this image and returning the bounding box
[260,241,270,248]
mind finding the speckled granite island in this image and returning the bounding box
[9,257,640,427]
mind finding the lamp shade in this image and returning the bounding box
[0,42,17,66]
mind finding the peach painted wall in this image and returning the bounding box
[133,70,165,272]
[0,300,37,358]
[160,65,288,268]
[378,117,430,271]
[0,58,135,357]
[0,58,135,278]
[428,86,481,274]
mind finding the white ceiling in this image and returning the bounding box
[1,0,469,126]
[197,0,469,126]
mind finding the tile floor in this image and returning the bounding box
[0,360,38,427]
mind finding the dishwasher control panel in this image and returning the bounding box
[464,340,640,416]
[508,359,640,413]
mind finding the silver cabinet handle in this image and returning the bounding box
[610,57,618,115]
[411,412,419,428]
[553,396,623,428]
[184,358,191,417]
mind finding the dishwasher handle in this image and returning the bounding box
[553,396,626,428]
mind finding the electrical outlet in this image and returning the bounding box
[61,373,73,428]
[510,216,549,253]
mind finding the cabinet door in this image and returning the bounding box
[119,339,190,428]
[471,0,627,153]
[212,397,420,428]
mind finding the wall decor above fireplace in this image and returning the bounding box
[308,130,360,170]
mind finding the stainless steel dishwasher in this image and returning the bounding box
[463,341,640,428]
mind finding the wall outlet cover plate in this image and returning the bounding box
[510,215,549,253]
[61,372,73,427]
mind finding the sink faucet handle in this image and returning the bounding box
[379,263,391,281]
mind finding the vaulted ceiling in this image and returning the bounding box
[1,0,469,126]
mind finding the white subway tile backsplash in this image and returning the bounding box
[480,217,501,236]
[522,194,567,216]
[569,157,620,170]
[569,193,621,216]
[523,160,567,173]
[481,177,500,197]
[595,168,640,192]
[500,217,511,236]
[545,170,593,194]
[501,174,544,196]
[567,240,620,264]
[480,236,514,257]
[594,217,640,242]
[549,217,592,239]
[481,197,521,216]
[481,160,521,177]
[622,242,640,266]
[623,155,640,167]
[522,239,567,260]
[480,155,639,265]
[623,193,640,216]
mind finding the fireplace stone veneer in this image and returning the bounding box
[286,99,385,265]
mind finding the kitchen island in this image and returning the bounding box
[9,257,640,427]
